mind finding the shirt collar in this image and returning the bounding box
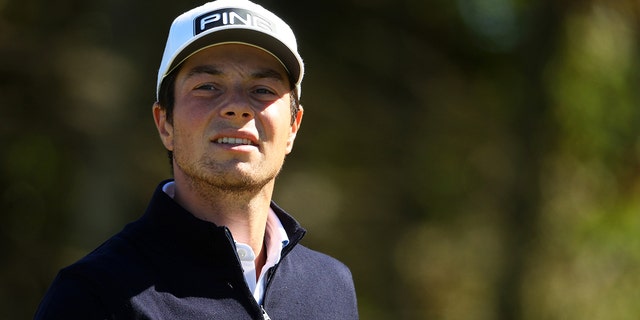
[264,207,289,264]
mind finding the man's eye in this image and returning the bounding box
[195,84,216,91]
[254,87,276,95]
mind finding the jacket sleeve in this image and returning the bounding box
[34,271,111,320]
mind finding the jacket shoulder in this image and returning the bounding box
[267,244,359,319]
[35,231,150,319]
[288,244,353,279]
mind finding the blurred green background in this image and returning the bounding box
[2,0,640,319]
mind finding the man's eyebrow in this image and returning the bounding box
[186,65,222,77]
[251,68,285,82]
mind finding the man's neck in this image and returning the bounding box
[171,174,274,266]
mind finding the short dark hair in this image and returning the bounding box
[156,65,301,167]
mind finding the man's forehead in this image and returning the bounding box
[182,64,287,82]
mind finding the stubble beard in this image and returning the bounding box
[175,152,282,200]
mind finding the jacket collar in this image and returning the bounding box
[123,180,306,266]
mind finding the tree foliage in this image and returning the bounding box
[1,0,640,319]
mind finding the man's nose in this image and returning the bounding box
[219,89,254,120]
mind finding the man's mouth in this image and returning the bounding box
[215,137,256,146]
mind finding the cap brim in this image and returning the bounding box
[167,28,301,86]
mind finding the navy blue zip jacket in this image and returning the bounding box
[35,181,359,319]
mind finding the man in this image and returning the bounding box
[34,0,358,319]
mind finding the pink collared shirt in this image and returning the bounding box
[236,208,289,305]
[162,181,289,305]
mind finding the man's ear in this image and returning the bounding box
[285,105,304,154]
[153,102,174,152]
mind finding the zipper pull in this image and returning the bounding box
[261,306,271,320]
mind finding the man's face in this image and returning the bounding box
[154,44,303,191]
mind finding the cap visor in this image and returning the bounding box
[168,28,301,85]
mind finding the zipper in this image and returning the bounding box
[261,306,271,320]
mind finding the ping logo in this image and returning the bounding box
[194,8,274,35]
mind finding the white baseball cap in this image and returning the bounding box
[156,0,304,99]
